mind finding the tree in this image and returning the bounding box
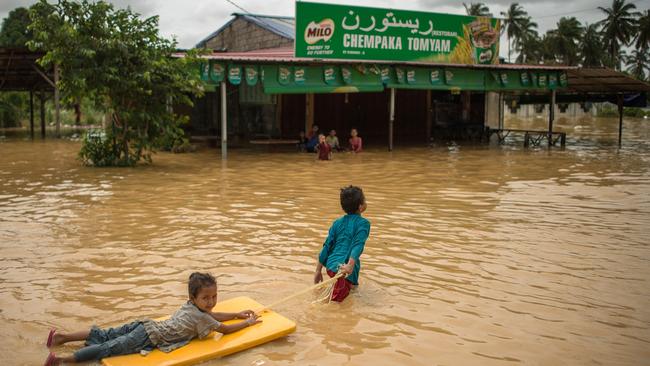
[625,49,650,80]
[598,0,640,70]
[580,23,605,67]
[28,0,203,166]
[463,3,490,16]
[0,7,32,47]
[549,17,583,66]
[513,17,538,64]
[635,10,650,51]
[500,3,529,63]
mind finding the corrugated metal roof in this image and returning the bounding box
[566,68,650,93]
[195,13,294,48]
[176,46,576,71]
[239,14,294,39]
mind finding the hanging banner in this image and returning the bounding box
[380,66,391,84]
[430,69,442,84]
[406,69,417,84]
[245,65,258,86]
[278,66,291,85]
[445,69,454,84]
[323,66,337,84]
[200,63,210,81]
[395,67,405,83]
[548,73,557,89]
[228,65,242,85]
[499,72,508,86]
[295,1,500,64]
[520,72,529,86]
[341,66,353,84]
[538,74,547,88]
[559,72,568,87]
[294,67,307,85]
[211,62,225,83]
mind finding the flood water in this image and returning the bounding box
[1,117,649,365]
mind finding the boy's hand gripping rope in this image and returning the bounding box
[254,270,346,313]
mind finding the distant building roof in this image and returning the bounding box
[195,13,295,48]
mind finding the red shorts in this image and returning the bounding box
[326,269,353,302]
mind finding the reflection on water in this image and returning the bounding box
[1,117,649,365]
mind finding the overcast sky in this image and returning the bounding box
[3,0,649,57]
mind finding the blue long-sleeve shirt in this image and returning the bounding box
[318,213,370,285]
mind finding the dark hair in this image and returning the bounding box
[340,185,365,214]
[188,272,216,298]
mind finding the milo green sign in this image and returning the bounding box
[295,1,500,64]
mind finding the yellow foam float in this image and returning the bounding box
[102,297,296,366]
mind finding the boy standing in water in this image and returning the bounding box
[314,186,370,302]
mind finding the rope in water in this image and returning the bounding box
[255,272,345,313]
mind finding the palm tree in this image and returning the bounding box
[463,3,490,16]
[635,10,650,50]
[598,0,641,70]
[500,3,529,63]
[540,32,559,64]
[513,16,538,64]
[580,23,605,67]
[625,49,650,80]
[550,17,583,66]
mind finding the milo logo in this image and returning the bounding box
[304,19,334,44]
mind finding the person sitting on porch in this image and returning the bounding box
[349,128,362,153]
[297,131,308,152]
[326,130,341,151]
[306,125,320,152]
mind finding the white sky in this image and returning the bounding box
[3,0,649,58]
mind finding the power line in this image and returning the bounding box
[224,0,251,14]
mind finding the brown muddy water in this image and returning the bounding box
[1,117,649,365]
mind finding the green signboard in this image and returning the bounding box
[295,1,500,64]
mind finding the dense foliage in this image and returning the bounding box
[28,0,203,166]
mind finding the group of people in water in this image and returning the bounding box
[298,125,363,160]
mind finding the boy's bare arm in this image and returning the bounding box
[210,310,256,322]
[314,262,324,283]
[215,314,262,334]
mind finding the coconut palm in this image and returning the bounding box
[625,49,650,80]
[500,3,529,62]
[635,10,650,50]
[549,17,583,66]
[463,3,490,16]
[539,32,559,65]
[580,23,605,67]
[598,0,640,70]
[513,16,538,64]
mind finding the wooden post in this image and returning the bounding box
[275,94,282,135]
[389,88,395,151]
[461,91,471,123]
[29,90,35,140]
[54,63,61,138]
[548,90,555,146]
[426,90,432,143]
[305,93,314,135]
[498,92,504,129]
[617,94,624,147]
[40,90,46,139]
[221,81,227,160]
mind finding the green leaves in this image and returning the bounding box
[29,0,203,166]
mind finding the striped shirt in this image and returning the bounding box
[143,301,221,353]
